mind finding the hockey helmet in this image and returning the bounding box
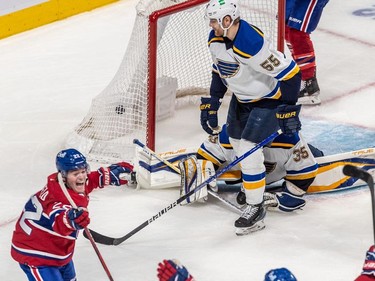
[205,0,240,26]
[56,148,88,177]
[264,268,297,281]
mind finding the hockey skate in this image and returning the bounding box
[234,203,266,236]
[297,76,321,105]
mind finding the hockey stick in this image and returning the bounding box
[85,130,281,246]
[343,165,375,243]
[57,174,115,281]
[133,138,243,214]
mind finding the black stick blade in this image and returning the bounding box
[343,164,372,185]
[83,229,115,246]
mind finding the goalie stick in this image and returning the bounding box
[343,165,375,243]
[85,130,281,246]
[57,173,115,281]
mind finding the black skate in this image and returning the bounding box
[234,203,266,235]
[297,76,321,105]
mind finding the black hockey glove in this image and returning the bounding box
[200,96,221,135]
[276,104,301,136]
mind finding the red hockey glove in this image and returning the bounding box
[98,162,133,187]
[66,208,90,230]
[157,259,194,281]
[355,246,375,281]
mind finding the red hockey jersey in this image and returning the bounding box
[11,171,102,267]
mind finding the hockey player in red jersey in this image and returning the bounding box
[11,148,133,281]
[285,0,329,105]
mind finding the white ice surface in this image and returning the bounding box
[1,0,375,280]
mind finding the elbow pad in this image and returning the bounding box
[280,70,301,105]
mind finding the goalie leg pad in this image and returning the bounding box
[179,156,208,205]
[264,191,306,212]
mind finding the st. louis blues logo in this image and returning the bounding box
[216,59,240,78]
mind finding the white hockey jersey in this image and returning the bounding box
[208,20,299,102]
[197,127,318,187]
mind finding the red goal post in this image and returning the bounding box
[66,0,286,163]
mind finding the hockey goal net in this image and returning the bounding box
[66,0,285,163]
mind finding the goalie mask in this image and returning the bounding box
[56,148,89,177]
[205,0,240,34]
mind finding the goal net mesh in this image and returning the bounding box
[66,0,281,163]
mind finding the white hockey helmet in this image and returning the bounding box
[205,0,240,27]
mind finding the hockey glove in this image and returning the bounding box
[98,162,134,187]
[356,245,375,279]
[276,104,301,136]
[200,97,221,135]
[157,259,194,281]
[66,208,90,230]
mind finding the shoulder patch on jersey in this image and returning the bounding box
[233,20,264,58]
